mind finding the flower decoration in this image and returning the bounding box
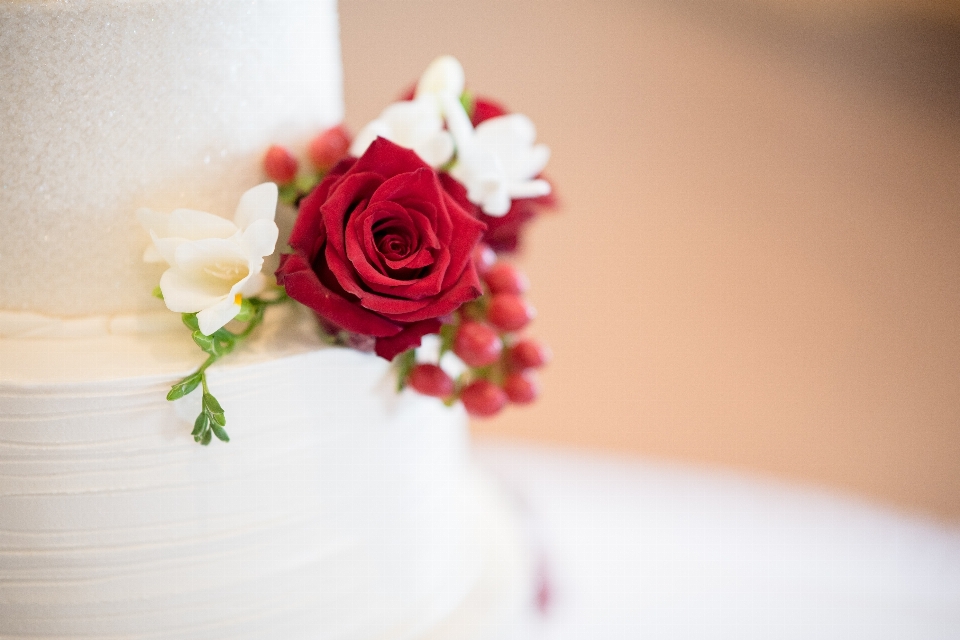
[277,138,485,360]
[143,55,556,445]
[442,93,551,216]
[349,99,454,169]
[138,183,279,336]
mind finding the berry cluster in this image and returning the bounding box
[402,244,550,418]
[263,125,352,205]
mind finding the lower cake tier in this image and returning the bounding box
[0,308,518,639]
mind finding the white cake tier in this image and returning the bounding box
[0,306,486,639]
[0,0,343,316]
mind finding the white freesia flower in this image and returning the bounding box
[443,92,551,217]
[349,56,467,168]
[415,55,466,112]
[349,98,454,168]
[137,183,279,336]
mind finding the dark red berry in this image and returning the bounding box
[408,364,455,398]
[460,380,508,417]
[263,145,298,184]
[472,243,497,277]
[453,321,502,367]
[508,339,551,370]
[308,124,352,170]
[484,262,529,295]
[503,370,539,404]
[487,294,535,332]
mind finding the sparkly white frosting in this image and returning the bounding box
[0,0,343,316]
[0,307,492,638]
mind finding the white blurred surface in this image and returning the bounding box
[475,439,960,639]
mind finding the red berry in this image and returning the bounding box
[263,145,299,184]
[460,380,508,417]
[408,364,454,398]
[508,339,551,370]
[472,243,497,277]
[308,124,352,170]
[503,370,539,404]
[484,262,529,295]
[452,321,503,367]
[487,294,535,332]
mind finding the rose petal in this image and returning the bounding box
[350,137,431,182]
[382,266,482,323]
[287,158,355,258]
[276,252,402,338]
[374,318,443,360]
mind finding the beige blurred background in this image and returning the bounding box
[339,0,960,520]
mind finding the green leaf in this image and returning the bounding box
[211,424,230,443]
[462,298,487,321]
[394,348,418,392]
[182,313,200,331]
[192,331,219,355]
[212,328,236,355]
[294,172,320,194]
[200,428,213,446]
[202,392,224,415]
[152,286,164,300]
[439,323,457,358]
[460,89,475,119]
[192,412,209,436]
[166,373,201,401]
[278,183,299,205]
[234,298,255,323]
[209,410,226,427]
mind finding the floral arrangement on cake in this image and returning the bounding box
[140,56,555,445]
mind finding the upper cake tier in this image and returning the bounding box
[0,0,343,317]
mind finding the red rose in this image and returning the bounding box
[440,171,556,254]
[277,138,486,359]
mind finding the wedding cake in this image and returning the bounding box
[0,1,532,637]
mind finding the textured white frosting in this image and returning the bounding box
[0,306,496,639]
[0,0,343,316]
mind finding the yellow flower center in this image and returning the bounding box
[234,293,243,305]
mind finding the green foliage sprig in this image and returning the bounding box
[166,290,288,445]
